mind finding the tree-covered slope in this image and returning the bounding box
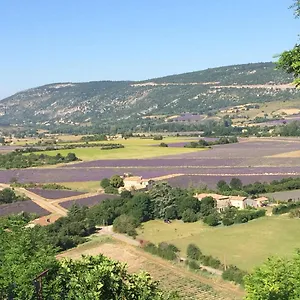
[0,62,299,127]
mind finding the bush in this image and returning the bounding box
[100,178,110,188]
[153,135,163,140]
[113,214,138,237]
[182,208,198,223]
[188,260,200,270]
[104,186,119,194]
[187,244,202,260]
[222,218,234,226]
[201,255,222,270]
[144,242,178,261]
[203,213,219,226]
[222,265,247,285]
[110,175,124,188]
[159,142,168,147]
[120,190,132,199]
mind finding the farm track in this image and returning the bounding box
[49,192,99,204]
[0,184,68,216]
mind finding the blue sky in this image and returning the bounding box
[0,0,298,98]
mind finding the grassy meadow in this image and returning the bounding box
[59,181,101,192]
[31,137,205,160]
[137,216,300,271]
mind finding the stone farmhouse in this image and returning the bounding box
[119,176,155,193]
[195,193,268,211]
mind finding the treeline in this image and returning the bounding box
[217,177,300,195]
[0,215,178,299]
[272,202,300,215]
[81,134,107,141]
[16,142,124,154]
[0,152,78,169]
[185,136,238,148]
[91,183,266,236]
[185,243,247,285]
[0,188,29,205]
[10,182,70,190]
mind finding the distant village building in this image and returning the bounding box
[194,193,268,211]
[119,175,154,193]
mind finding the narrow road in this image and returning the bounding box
[50,192,99,204]
[97,225,140,247]
[0,183,68,216]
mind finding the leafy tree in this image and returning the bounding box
[164,205,178,219]
[200,196,217,217]
[182,208,198,223]
[110,175,124,188]
[65,152,77,161]
[124,193,153,222]
[229,178,243,190]
[120,190,132,199]
[244,251,300,299]
[104,185,119,194]
[277,1,300,87]
[187,244,202,260]
[149,183,186,218]
[203,213,219,226]
[113,214,138,237]
[100,178,111,188]
[176,196,201,218]
[0,227,59,299]
[217,180,231,192]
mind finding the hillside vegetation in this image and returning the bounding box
[0,62,299,130]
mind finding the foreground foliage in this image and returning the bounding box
[244,251,300,300]
[0,222,179,299]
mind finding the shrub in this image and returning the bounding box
[203,213,219,226]
[100,178,110,188]
[120,190,132,199]
[201,255,222,270]
[222,265,248,285]
[144,242,178,261]
[110,175,124,188]
[188,260,200,270]
[113,214,137,237]
[159,142,168,147]
[222,218,234,226]
[187,244,202,260]
[289,208,300,218]
[104,186,119,194]
[182,208,198,223]
[153,135,163,140]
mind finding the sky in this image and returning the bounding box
[0,0,298,98]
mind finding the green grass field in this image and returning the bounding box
[32,137,205,160]
[137,216,300,271]
[59,181,101,192]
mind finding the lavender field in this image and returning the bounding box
[0,200,50,217]
[163,174,300,189]
[60,194,119,209]
[0,138,299,189]
[27,188,85,199]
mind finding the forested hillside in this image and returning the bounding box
[0,62,299,130]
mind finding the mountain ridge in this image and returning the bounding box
[1,62,299,128]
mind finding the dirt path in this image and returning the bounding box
[0,184,68,216]
[97,226,140,246]
[50,192,99,204]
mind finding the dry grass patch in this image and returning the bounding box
[59,238,242,300]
